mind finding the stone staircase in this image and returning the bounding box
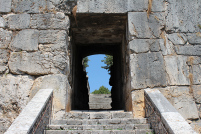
[44,110,153,134]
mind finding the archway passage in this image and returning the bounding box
[69,13,132,111]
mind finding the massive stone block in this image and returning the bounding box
[130,52,166,89]
[0,74,34,133]
[129,39,162,53]
[160,86,199,120]
[0,0,11,13]
[12,0,55,13]
[0,49,9,73]
[8,51,68,75]
[166,33,187,45]
[186,33,201,44]
[159,35,176,56]
[30,74,70,118]
[166,0,201,32]
[30,13,69,30]
[175,45,201,56]
[128,12,165,39]
[10,29,39,51]
[6,14,30,30]
[192,85,201,104]
[0,28,12,49]
[131,90,145,118]
[77,0,148,13]
[192,65,201,84]
[164,56,190,85]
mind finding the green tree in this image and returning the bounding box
[101,55,113,74]
[91,86,111,94]
[83,56,89,70]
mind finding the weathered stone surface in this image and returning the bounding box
[130,52,166,89]
[159,35,175,56]
[164,56,190,85]
[0,49,9,67]
[89,94,112,109]
[128,12,164,39]
[160,86,199,120]
[0,74,34,133]
[175,45,201,56]
[167,33,187,45]
[166,0,201,32]
[186,33,201,44]
[129,39,162,53]
[192,85,201,103]
[0,0,11,13]
[39,30,66,44]
[77,0,148,13]
[38,30,68,52]
[192,65,201,84]
[0,28,12,49]
[151,0,165,12]
[6,14,30,30]
[30,13,69,30]
[131,90,145,118]
[8,51,68,75]
[0,17,6,28]
[12,0,55,13]
[10,29,39,51]
[129,39,149,53]
[29,74,69,118]
[0,49,9,73]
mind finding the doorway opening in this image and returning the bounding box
[69,13,132,111]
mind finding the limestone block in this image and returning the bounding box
[39,30,66,44]
[131,90,145,118]
[0,28,12,49]
[129,39,149,53]
[0,0,11,13]
[151,0,165,12]
[186,33,201,44]
[160,86,199,120]
[128,12,165,39]
[30,74,70,118]
[30,13,69,30]
[149,39,161,52]
[7,14,30,30]
[129,39,162,53]
[0,17,6,28]
[159,35,175,56]
[192,65,201,84]
[0,74,34,132]
[130,52,166,89]
[192,85,201,103]
[10,29,39,51]
[164,56,190,85]
[8,51,68,75]
[166,0,201,32]
[167,33,187,45]
[0,49,9,66]
[175,45,201,56]
[12,0,55,13]
[77,0,148,13]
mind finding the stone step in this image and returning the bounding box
[45,129,154,134]
[65,112,133,119]
[51,118,148,125]
[47,124,150,130]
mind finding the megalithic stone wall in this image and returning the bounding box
[128,1,201,133]
[0,0,73,133]
[0,0,201,133]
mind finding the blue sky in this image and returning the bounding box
[86,54,112,93]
